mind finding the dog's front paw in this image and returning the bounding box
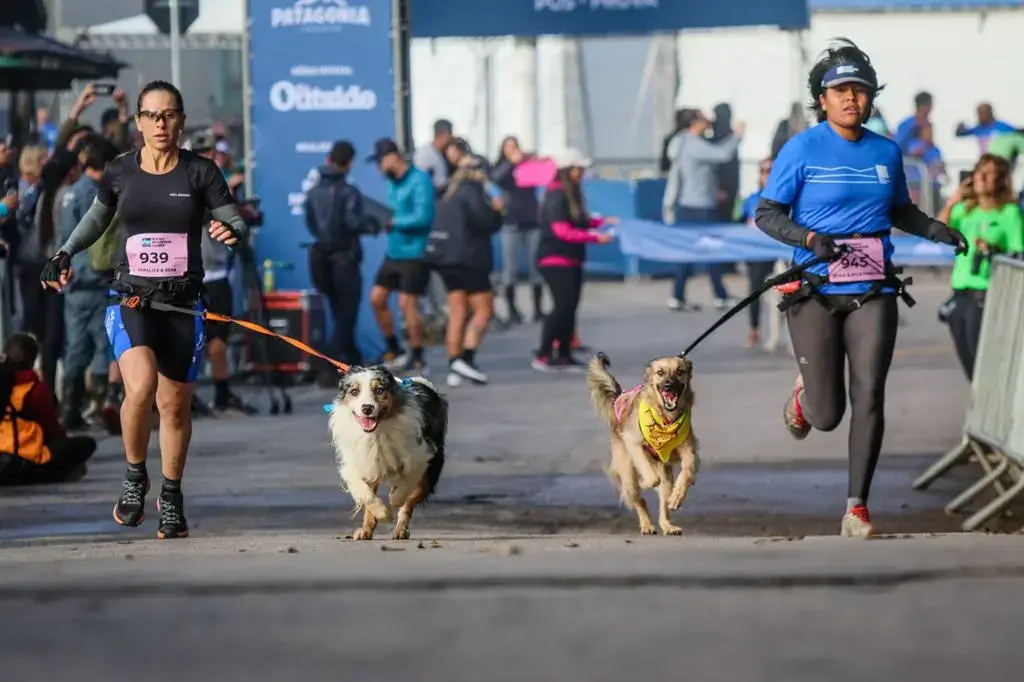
[639,523,657,536]
[352,527,375,541]
[667,490,687,511]
[392,526,410,540]
[660,523,683,536]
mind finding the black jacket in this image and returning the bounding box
[490,158,539,228]
[303,165,368,262]
[536,184,591,265]
[425,166,502,271]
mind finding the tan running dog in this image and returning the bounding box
[586,353,701,535]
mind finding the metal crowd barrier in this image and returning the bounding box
[912,256,1024,530]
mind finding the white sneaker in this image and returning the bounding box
[446,372,463,387]
[840,506,874,538]
[666,297,682,311]
[383,352,410,370]
[450,358,488,384]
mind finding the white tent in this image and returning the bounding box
[78,0,244,49]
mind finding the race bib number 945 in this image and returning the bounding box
[828,238,885,283]
[126,233,188,277]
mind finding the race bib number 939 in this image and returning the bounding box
[126,233,188,277]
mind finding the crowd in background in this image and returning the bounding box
[0,82,253,487]
[3,80,1022,487]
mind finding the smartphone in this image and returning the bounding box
[959,170,973,184]
[93,83,116,96]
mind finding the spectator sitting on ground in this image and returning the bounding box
[0,334,97,486]
[956,103,1017,155]
[894,91,933,156]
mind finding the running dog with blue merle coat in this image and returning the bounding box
[329,365,447,540]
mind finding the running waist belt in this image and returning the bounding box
[116,295,351,373]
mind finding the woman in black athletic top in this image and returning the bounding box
[40,81,249,540]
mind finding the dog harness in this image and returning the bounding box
[614,386,692,462]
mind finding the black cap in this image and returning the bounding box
[329,140,355,166]
[433,119,453,136]
[366,137,400,162]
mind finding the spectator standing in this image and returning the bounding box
[531,149,616,373]
[955,103,1017,155]
[193,138,257,415]
[491,135,543,324]
[662,108,743,311]
[414,119,454,197]
[36,106,58,153]
[367,138,435,374]
[58,141,118,430]
[426,152,503,386]
[712,103,741,223]
[937,155,1023,379]
[305,140,376,373]
[659,109,689,174]
[738,157,775,348]
[893,91,933,155]
[771,102,807,159]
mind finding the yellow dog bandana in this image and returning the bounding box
[638,398,691,462]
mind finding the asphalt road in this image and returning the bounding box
[0,270,988,544]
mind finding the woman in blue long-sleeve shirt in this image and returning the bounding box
[754,39,967,538]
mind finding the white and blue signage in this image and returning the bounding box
[409,0,811,39]
[248,0,395,292]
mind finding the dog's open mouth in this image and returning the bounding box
[354,414,379,432]
[660,389,679,411]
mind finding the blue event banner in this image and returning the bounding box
[409,0,811,39]
[248,0,396,356]
[615,220,955,266]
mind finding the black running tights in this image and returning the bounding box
[538,265,583,358]
[947,289,985,381]
[786,295,899,501]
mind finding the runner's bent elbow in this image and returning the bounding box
[209,203,249,242]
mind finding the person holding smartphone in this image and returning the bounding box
[937,154,1024,379]
[531,149,616,372]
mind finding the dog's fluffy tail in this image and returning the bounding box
[587,352,622,430]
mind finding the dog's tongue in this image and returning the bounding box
[661,390,677,406]
[356,415,377,430]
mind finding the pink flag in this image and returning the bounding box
[514,158,557,188]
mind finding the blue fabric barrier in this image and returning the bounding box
[616,219,956,266]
